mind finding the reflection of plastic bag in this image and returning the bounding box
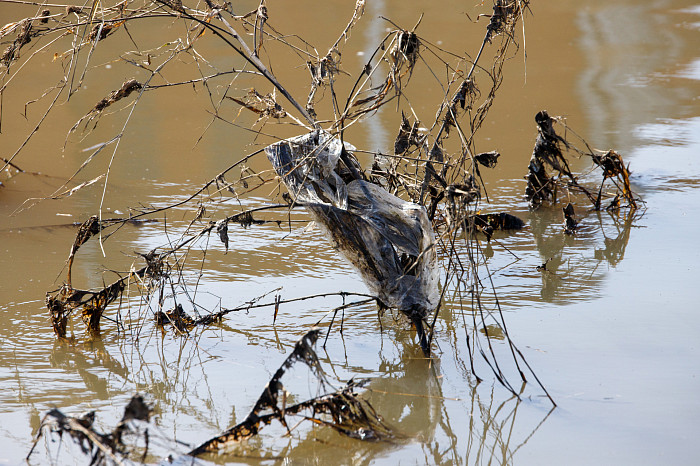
[265,131,439,351]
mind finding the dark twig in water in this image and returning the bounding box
[28,395,153,465]
[189,330,395,456]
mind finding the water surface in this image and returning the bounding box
[1,0,699,464]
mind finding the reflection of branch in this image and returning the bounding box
[190,330,394,456]
[28,395,152,465]
[47,203,304,336]
[595,210,638,267]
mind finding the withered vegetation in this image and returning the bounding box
[0,0,647,460]
[28,332,394,463]
[526,110,640,212]
[3,0,557,399]
[28,395,153,465]
[190,329,395,456]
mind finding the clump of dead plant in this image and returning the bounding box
[5,4,656,448]
[28,395,154,465]
[525,110,641,212]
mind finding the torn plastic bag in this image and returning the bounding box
[265,131,440,352]
[266,130,350,209]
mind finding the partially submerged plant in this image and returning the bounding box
[525,110,641,212]
[190,329,395,456]
[28,395,154,465]
[4,5,653,448]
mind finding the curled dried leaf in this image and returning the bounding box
[216,220,229,252]
[474,151,500,168]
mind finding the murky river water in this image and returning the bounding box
[1,0,700,464]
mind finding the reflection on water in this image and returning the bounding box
[576,1,700,151]
[49,338,129,399]
[440,188,641,310]
[593,211,635,267]
[27,325,553,465]
[529,207,641,304]
[2,0,700,464]
[360,0,391,153]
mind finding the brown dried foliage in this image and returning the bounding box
[526,110,640,211]
[29,395,153,465]
[1,19,34,67]
[190,330,393,456]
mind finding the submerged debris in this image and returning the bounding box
[47,252,167,337]
[190,329,394,456]
[563,203,577,235]
[154,303,195,332]
[28,395,153,465]
[19,0,558,419]
[265,131,439,353]
[525,110,573,209]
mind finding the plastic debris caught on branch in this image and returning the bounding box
[265,131,440,353]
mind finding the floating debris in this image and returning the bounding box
[563,203,577,235]
[469,212,525,241]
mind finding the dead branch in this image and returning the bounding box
[189,329,394,456]
[28,395,153,465]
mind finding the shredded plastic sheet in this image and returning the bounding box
[265,131,439,350]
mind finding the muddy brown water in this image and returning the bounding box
[1,0,700,464]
